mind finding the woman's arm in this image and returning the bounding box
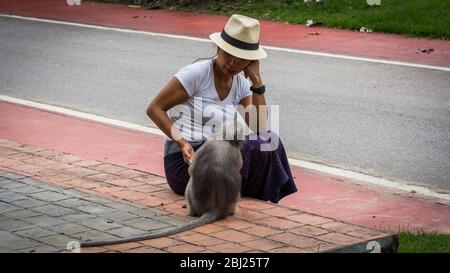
[146,77,195,162]
[240,61,268,133]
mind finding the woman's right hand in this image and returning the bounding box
[177,139,195,164]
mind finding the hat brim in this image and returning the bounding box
[209,32,267,61]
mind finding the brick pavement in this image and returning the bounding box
[0,138,396,253]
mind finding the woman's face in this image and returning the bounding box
[215,48,252,77]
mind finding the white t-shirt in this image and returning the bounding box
[167,59,252,142]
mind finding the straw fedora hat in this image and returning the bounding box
[209,14,267,60]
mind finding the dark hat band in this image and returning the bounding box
[220,30,259,51]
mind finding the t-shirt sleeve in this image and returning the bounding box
[238,75,253,102]
[174,63,202,97]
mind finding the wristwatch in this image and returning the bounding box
[250,85,265,94]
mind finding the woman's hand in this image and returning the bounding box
[176,139,195,164]
[243,60,263,87]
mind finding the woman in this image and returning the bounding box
[147,14,297,203]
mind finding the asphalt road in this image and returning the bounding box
[1,16,449,191]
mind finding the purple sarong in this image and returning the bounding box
[163,131,298,203]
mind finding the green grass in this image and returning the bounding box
[107,0,450,39]
[397,231,450,253]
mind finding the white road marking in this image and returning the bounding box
[1,14,450,72]
[1,95,449,201]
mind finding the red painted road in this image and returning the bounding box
[0,0,449,67]
[1,101,449,233]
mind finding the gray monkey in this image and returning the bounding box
[80,120,244,248]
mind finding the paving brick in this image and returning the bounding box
[92,164,127,174]
[237,199,275,211]
[7,152,35,160]
[62,167,100,178]
[211,229,259,243]
[255,217,304,230]
[111,190,151,202]
[58,189,91,199]
[138,196,168,207]
[50,223,90,236]
[0,230,23,248]
[166,243,205,253]
[36,234,78,248]
[269,232,323,249]
[126,246,167,253]
[289,225,329,237]
[241,226,283,237]
[0,217,35,231]
[129,184,164,194]
[3,208,41,219]
[22,157,56,166]
[87,173,122,182]
[235,208,271,221]
[77,204,118,215]
[215,217,256,230]
[11,163,44,174]
[28,191,70,202]
[270,246,306,253]
[208,242,252,253]
[0,192,29,202]
[4,237,42,251]
[15,226,56,238]
[317,232,362,246]
[122,217,170,231]
[12,145,43,154]
[104,242,144,252]
[52,154,83,163]
[78,195,115,205]
[106,226,146,238]
[19,244,61,253]
[178,233,226,247]
[141,237,182,249]
[72,230,121,242]
[320,221,361,233]
[241,238,287,251]
[10,199,49,209]
[302,242,338,253]
[192,224,226,235]
[0,181,28,189]
[34,149,65,158]
[72,160,103,168]
[346,228,387,240]
[78,246,109,253]
[9,185,47,194]
[0,147,21,156]
[80,218,122,231]
[132,174,167,185]
[104,211,140,222]
[157,215,191,227]
[116,169,146,179]
[30,204,76,217]
[24,215,68,228]
[92,185,124,195]
[61,213,96,223]
[286,213,334,226]
[149,190,185,201]
[262,206,299,217]
[57,198,97,209]
[0,201,21,213]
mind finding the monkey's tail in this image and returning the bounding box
[79,212,215,248]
